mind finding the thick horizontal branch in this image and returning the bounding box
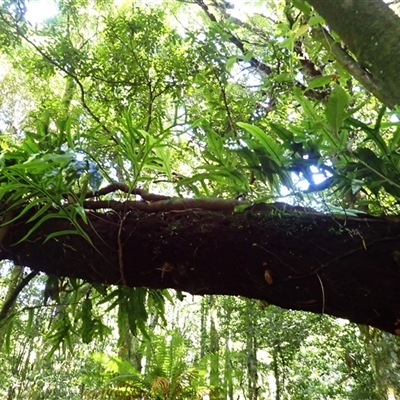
[2,205,400,334]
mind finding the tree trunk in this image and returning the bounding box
[272,344,281,400]
[209,295,221,400]
[359,326,400,399]
[307,0,400,106]
[118,329,142,373]
[0,265,23,347]
[245,299,259,400]
[224,324,234,400]
[200,297,208,359]
[2,206,400,334]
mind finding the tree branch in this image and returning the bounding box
[0,270,39,324]
[311,26,393,105]
[2,205,400,334]
[194,0,271,75]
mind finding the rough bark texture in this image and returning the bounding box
[2,206,400,334]
[307,0,400,107]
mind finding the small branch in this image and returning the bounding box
[83,197,247,213]
[0,270,39,324]
[194,0,271,75]
[311,26,396,107]
[84,184,172,201]
[316,274,325,314]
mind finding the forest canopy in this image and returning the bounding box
[1,0,400,398]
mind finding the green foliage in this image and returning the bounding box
[1,0,400,398]
[115,109,174,185]
[325,84,350,134]
[86,329,211,400]
[0,114,105,243]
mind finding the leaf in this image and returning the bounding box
[87,161,103,192]
[26,202,53,223]
[292,0,311,13]
[345,117,388,156]
[294,86,320,121]
[64,118,74,149]
[98,288,120,307]
[226,55,237,69]
[74,205,88,223]
[305,75,334,91]
[238,122,285,164]
[81,298,95,344]
[2,199,50,225]
[46,318,72,358]
[279,36,294,50]
[44,229,83,243]
[325,85,349,133]
[26,308,34,332]
[356,149,378,166]
[308,15,324,26]
[153,144,172,180]
[242,51,253,62]
[176,166,249,192]
[295,24,308,37]
[234,204,250,213]
[389,126,400,152]
[274,73,292,82]
[339,128,348,148]
[44,275,60,303]
[14,213,68,244]
[126,287,149,339]
[206,129,224,163]
[234,147,259,167]
[269,123,294,144]
[175,290,184,301]
[68,277,79,291]
[351,179,364,194]
[5,318,14,353]
[92,283,108,296]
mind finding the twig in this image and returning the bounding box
[316,274,325,314]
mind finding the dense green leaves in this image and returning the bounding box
[0,118,104,243]
[325,84,350,134]
[1,0,400,398]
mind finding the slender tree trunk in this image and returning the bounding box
[359,326,400,399]
[200,297,208,359]
[209,295,221,400]
[225,339,234,400]
[272,343,281,400]
[10,334,35,399]
[0,265,23,348]
[223,305,234,400]
[245,299,259,400]
[118,329,142,372]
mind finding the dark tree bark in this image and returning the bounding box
[2,205,400,335]
[307,0,400,107]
